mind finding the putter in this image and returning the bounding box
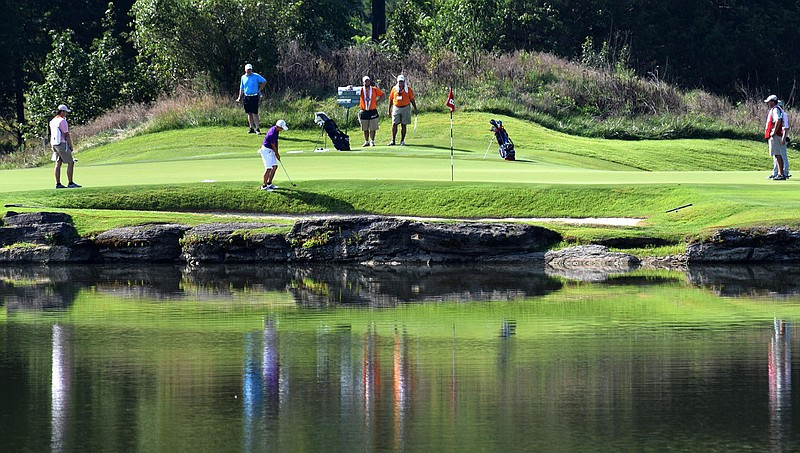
[413,113,418,134]
[279,160,297,187]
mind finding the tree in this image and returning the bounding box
[419,0,504,68]
[24,30,93,140]
[372,0,386,40]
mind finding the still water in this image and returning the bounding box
[2,263,800,452]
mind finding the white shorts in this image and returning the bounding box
[259,146,278,168]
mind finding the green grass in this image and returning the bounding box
[0,112,795,248]
[68,112,766,170]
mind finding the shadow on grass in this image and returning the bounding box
[413,144,476,154]
[274,188,358,213]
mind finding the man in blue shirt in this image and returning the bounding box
[236,63,267,134]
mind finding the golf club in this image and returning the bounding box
[483,135,495,159]
[413,112,418,134]
[279,160,297,187]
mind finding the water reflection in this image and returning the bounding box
[769,320,792,452]
[0,264,563,309]
[689,265,800,297]
[7,264,800,310]
[6,304,796,450]
[51,324,71,453]
[243,320,284,452]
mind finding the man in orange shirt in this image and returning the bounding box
[359,76,385,147]
[387,74,418,146]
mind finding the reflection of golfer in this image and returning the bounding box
[387,75,417,146]
[765,95,787,180]
[49,104,81,189]
[359,75,384,147]
[259,120,288,191]
[236,63,267,134]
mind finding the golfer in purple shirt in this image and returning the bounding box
[258,119,288,191]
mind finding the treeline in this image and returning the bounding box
[2,0,796,151]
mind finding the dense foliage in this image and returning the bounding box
[3,0,799,151]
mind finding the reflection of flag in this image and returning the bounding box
[446,87,455,113]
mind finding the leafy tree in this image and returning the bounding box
[24,30,93,140]
[419,0,504,68]
[386,0,425,54]
[132,0,283,94]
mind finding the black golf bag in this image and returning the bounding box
[490,119,515,161]
[315,112,350,151]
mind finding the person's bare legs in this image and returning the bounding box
[400,124,407,143]
[54,160,62,185]
[391,123,398,143]
[363,130,370,144]
[253,113,261,131]
[370,130,377,141]
[266,165,278,185]
[66,162,74,184]
[248,113,256,130]
[263,168,273,186]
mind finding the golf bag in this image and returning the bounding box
[490,119,515,161]
[315,112,350,151]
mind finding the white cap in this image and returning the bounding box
[765,94,778,103]
[276,119,288,131]
[245,63,253,71]
[362,75,371,83]
[397,74,406,82]
[57,104,71,113]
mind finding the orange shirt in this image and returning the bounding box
[359,86,384,110]
[389,86,415,108]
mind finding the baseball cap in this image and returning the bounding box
[764,94,779,103]
[245,63,253,71]
[276,119,288,131]
[57,104,71,113]
[363,75,371,83]
[397,74,406,82]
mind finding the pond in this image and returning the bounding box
[1,263,800,451]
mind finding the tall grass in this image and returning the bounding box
[4,46,786,169]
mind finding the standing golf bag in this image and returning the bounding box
[490,119,515,161]
[315,112,350,151]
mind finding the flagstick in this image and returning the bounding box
[450,110,454,182]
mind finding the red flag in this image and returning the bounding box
[446,87,455,113]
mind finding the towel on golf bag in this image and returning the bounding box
[490,119,515,161]
[315,112,350,151]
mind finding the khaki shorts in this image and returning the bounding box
[52,143,74,163]
[360,117,379,131]
[769,136,784,156]
[392,105,412,125]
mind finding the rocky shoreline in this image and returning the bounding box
[1,211,798,269]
